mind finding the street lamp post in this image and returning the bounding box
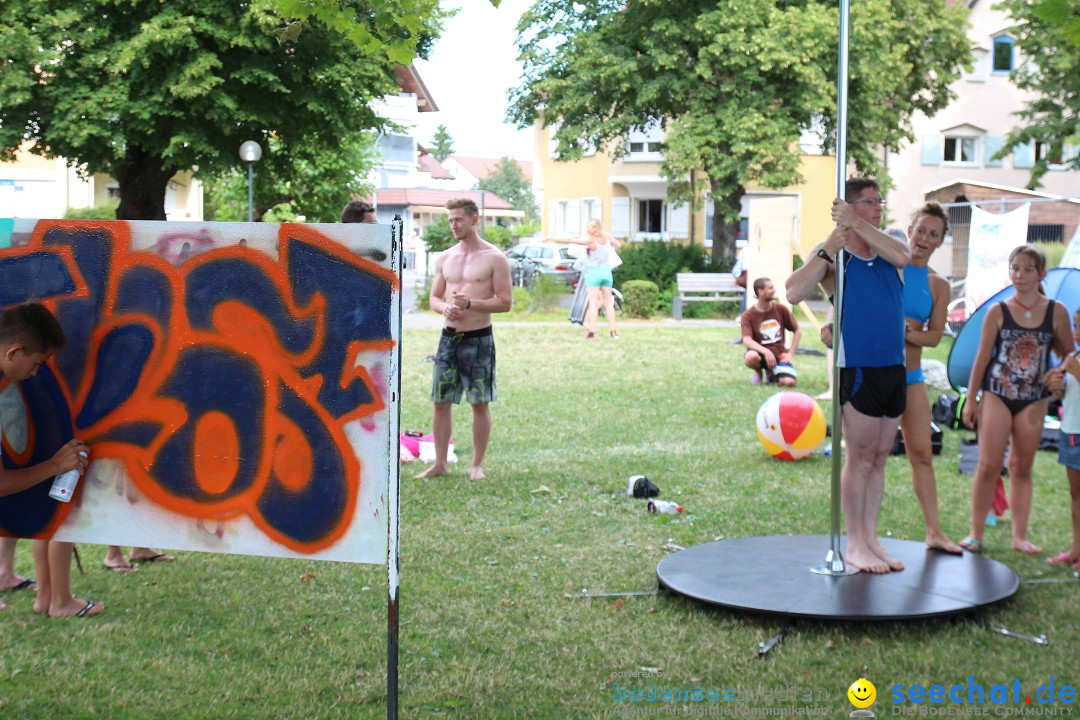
[239,140,263,222]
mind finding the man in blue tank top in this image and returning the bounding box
[786,178,911,574]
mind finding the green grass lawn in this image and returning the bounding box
[2,321,1077,719]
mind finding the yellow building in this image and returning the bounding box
[533,121,837,260]
[0,143,203,221]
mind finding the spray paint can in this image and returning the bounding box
[49,450,88,503]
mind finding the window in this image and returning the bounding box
[106,186,121,201]
[638,199,663,233]
[943,135,978,164]
[626,122,664,161]
[992,35,1014,73]
[1035,141,1064,166]
[582,198,601,223]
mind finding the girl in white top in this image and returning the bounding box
[567,219,622,339]
[1045,308,1080,569]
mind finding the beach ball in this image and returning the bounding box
[755,391,826,461]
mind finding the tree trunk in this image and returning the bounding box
[114,146,176,221]
[709,178,745,271]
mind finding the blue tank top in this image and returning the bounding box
[837,253,905,368]
[903,264,933,324]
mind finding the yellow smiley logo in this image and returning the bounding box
[848,678,876,709]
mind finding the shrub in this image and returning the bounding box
[530,273,564,311]
[1039,241,1067,269]
[615,241,710,292]
[512,285,534,311]
[63,204,118,220]
[416,283,431,311]
[484,224,512,250]
[423,217,454,252]
[622,280,660,318]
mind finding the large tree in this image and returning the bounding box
[476,157,538,221]
[0,1,444,220]
[996,0,1080,188]
[205,132,376,223]
[509,0,971,265]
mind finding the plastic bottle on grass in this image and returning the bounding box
[647,500,683,514]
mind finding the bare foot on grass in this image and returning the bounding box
[129,549,174,563]
[1012,539,1043,555]
[49,597,104,618]
[414,464,449,479]
[469,466,485,480]
[0,574,36,592]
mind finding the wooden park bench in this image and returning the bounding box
[672,272,745,320]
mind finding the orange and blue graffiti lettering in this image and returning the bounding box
[0,220,396,553]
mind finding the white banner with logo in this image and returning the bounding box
[966,204,1030,313]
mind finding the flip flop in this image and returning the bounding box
[1046,552,1079,566]
[75,599,101,618]
[103,562,138,573]
[959,536,982,554]
[130,553,175,563]
[3,578,36,592]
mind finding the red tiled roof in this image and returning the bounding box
[450,156,533,183]
[374,188,516,210]
[418,152,454,179]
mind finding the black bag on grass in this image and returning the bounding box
[889,422,944,456]
[932,393,966,430]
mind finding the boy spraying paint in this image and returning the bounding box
[0,302,102,617]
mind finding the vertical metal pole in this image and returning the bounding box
[387,215,403,720]
[247,163,254,223]
[811,0,856,577]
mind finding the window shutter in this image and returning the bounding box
[668,203,689,239]
[565,200,581,235]
[1013,140,1035,169]
[921,135,943,166]
[611,197,630,237]
[984,136,1005,167]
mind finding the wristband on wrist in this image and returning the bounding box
[466,298,472,309]
[816,248,834,264]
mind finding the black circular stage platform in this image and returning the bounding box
[657,535,1020,621]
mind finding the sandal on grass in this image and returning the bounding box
[959,536,982,554]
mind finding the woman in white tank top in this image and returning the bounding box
[567,219,622,339]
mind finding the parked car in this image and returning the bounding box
[506,242,584,287]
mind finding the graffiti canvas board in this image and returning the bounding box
[0,219,399,565]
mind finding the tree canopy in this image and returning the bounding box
[997,0,1080,188]
[509,0,971,264]
[429,124,456,162]
[205,133,376,223]
[476,157,538,221]
[0,1,444,220]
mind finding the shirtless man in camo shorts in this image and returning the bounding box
[415,198,513,480]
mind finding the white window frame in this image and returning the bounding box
[942,133,981,167]
[581,197,602,227]
[625,122,665,163]
[634,198,667,242]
